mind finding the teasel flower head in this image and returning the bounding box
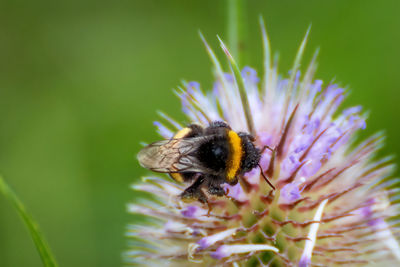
[127,22,400,266]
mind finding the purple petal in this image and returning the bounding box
[223,183,248,202]
[300,160,322,177]
[241,66,260,84]
[187,81,200,90]
[181,205,199,218]
[210,246,229,260]
[343,106,362,115]
[279,182,301,204]
[153,121,173,138]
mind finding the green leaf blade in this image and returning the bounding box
[0,176,59,267]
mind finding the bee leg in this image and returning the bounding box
[208,184,225,196]
[228,177,239,186]
[205,175,225,197]
[180,175,207,203]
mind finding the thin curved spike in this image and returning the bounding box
[288,25,311,95]
[259,16,272,95]
[217,35,255,136]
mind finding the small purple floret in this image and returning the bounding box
[223,183,247,202]
[197,237,210,249]
[210,246,227,260]
[280,182,302,203]
[242,66,260,84]
[187,81,200,90]
[181,205,199,218]
[224,73,234,82]
[368,218,386,229]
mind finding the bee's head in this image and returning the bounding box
[238,133,261,173]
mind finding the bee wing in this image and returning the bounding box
[137,137,209,173]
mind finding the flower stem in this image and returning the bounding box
[0,175,59,267]
[227,0,246,66]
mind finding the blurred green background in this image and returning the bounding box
[0,0,399,266]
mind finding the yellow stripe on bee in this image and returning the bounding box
[169,127,192,183]
[227,130,242,181]
[174,127,191,139]
[170,173,184,183]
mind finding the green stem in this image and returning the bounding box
[227,0,246,66]
[0,176,59,267]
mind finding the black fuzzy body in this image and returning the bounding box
[195,129,230,175]
[167,121,263,202]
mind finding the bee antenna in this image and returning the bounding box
[258,164,276,190]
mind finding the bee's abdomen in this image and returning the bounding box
[174,124,203,139]
[170,172,197,183]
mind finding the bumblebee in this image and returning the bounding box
[137,121,275,203]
